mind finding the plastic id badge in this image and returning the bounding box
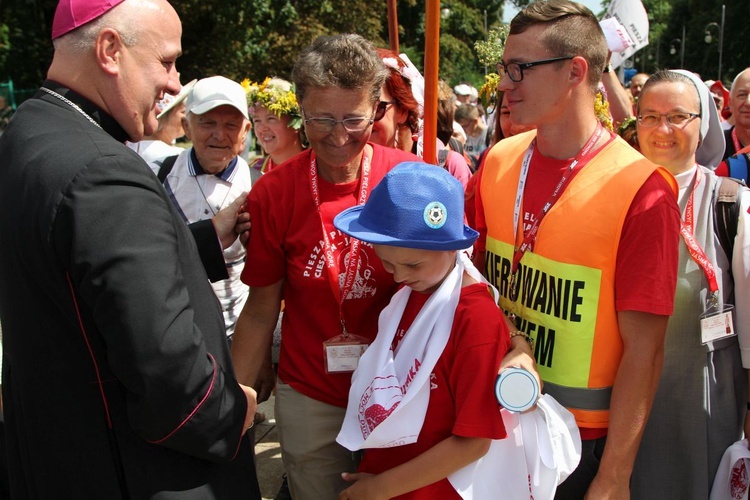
[323,333,370,374]
[700,305,735,345]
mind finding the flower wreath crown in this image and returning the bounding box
[241,77,302,130]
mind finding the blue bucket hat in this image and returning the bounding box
[334,162,478,251]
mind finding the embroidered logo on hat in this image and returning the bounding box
[424,202,447,229]
[52,0,126,40]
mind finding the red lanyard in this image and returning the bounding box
[679,167,720,299]
[732,128,742,153]
[511,125,608,274]
[309,149,372,331]
[260,156,274,174]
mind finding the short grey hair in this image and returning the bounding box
[53,0,141,52]
[291,34,387,105]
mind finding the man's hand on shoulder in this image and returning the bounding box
[213,192,248,249]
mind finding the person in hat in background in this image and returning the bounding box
[334,162,510,499]
[631,69,750,499]
[453,83,475,106]
[127,78,195,164]
[156,76,253,340]
[0,0,261,498]
[705,79,731,130]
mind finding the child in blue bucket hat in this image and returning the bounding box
[334,162,511,498]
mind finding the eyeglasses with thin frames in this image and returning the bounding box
[301,107,375,133]
[497,56,575,83]
[636,112,700,128]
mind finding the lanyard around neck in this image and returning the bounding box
[511,125,607,274]
[309,149,372,331]
[679,167,720,307]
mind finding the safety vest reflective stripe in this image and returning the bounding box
[543,382,612,411]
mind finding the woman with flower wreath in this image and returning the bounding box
[243,77,305,176]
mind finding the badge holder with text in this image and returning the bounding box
[324,329,370,374]
[700,293,735,345]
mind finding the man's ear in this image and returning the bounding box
[569,56,589,87]
[95,28,124,76]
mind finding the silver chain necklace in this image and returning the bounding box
[40,87,102,130]
[190,155,232,216]
[193,175,231,216]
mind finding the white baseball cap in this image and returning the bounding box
[453,84,472,96]
[186,76,249,120]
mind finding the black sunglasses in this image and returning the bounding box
[374,100,397,121]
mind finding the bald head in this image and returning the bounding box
[53,0,177,52]
[48,0,182,141]
[629,73,649,99]
[730,68,750,92]
[730,68,750,130]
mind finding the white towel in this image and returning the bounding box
[711,439,750,500]
[337,253,466,450]
[448,395,581,500]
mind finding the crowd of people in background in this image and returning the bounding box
[0,0,749,499]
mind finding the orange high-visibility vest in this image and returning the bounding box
[480,130,676,428]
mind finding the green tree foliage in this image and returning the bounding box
[649,0,746,85]
[0,0,502,97]
[0,0,57,88]
[175,0,387,83]
[393,0,504,88]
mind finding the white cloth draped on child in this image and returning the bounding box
[337,250,581,499]
[337,252,479,450]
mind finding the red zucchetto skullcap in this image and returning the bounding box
[51,0,126,40]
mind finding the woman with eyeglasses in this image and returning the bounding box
[631,70,750,499]
[230,34,420,500]
[372,48,472,189]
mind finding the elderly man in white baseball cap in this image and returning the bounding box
[156,75,253,339]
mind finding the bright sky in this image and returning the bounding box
[502,0,605,23]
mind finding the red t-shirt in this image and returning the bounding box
[473,143,680,439]
[241,144,420,407]
[358,283,510,499]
